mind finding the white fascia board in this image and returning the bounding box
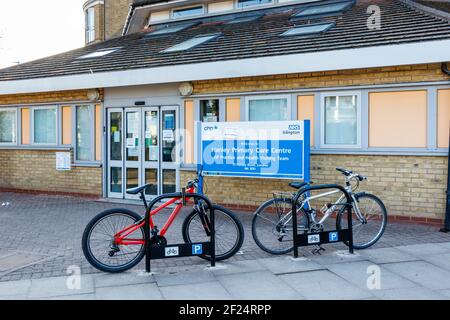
[0,39,450,95]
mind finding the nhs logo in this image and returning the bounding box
[329,232,339,242]
[192,244,203,255]
[288,124,301,130]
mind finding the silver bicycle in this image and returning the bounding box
[252,167,387,255]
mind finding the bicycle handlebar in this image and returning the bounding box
[336,167,367,182]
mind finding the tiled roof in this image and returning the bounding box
[0,0,449,82]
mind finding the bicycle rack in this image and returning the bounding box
[291,184,354,258]
[143,191,215,273]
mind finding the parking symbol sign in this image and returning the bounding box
[192,244,203,255]
[329,232,338,242]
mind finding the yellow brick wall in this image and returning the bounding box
[0,89,104,106]
[0,149,102,196]
[181,154,447,220]
[105,0,134,40]
[192,63,449,94]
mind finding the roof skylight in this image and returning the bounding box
[147,22,198,36]
[292,1,354,19]
[226,14,263,24]
[161,33,221,53]
[280,22,335,37]
[77,48,120,59]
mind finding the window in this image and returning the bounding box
[226,14,263,24]
[77,48,120,59]
[292,1,354,19]
[246,96,290,121]
[161,33,221,53]
[76,105,93,161]
[236,0,272,9]
[280,22,335,37]
[147,22,198,37]
[200,100,220,122]
[172,5,204,18]
[321,93,360,148]
[0,109,17,144]
[86,7,95,43]
[33,107,57,144]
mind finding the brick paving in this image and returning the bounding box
[0,191,449,282]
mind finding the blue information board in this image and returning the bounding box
[199,121,310,180]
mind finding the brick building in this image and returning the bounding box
[0,0,449,224]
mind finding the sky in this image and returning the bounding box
[0,0,86,68]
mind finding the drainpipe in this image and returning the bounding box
[440,63,450,232]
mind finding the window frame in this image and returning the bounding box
[74,104,96,163]
[31,106,58,146]
[245,94,291,121]
[320,91,362,149]
[235,0,274,9]
[0,108,18,146]
[171,5,205,18]
[86,7,96,43]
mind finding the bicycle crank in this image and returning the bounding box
[150,235,167,246]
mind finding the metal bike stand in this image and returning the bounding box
[142,191,215,273]
[291,184,354,258]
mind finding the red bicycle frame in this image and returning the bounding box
[114,186,196,246]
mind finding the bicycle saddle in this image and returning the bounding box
[126,184,152,195]
[288,181,311,189]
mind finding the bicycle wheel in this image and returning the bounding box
[82,208,145,273]
[182,204,244,261]
[252,198,309,255]
[336,193,387,249]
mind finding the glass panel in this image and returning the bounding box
[126,111,139,161]
[172,6,203,18]
[126,168,139,190]
[162,34,219,53]
[110,167,122,193]
[76,106,92,161]
[162,169,176,194]
[0,110,16,143]
[200,100,219,122]
[34,108,56,144]
[324,95,358,145]
[110,112,122,161]
[281,23,334,37]
[294,2,353,18]
[145,169,158,195]
[237,0,272,9]
[145,110,159,162]
[162,110,176,162]
[248,98,289,121]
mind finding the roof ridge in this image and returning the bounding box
[400,0,450,21]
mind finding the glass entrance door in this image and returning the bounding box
[107,106,179,199]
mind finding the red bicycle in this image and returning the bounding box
[82,177,244,273]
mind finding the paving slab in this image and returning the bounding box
[0,279,31,297]
[28,275,95,299]
[395,243,450,258]
[326,260,417,291]
[383,261,450,290]
[257,256,324,275]
[308,250,368,266]
[94,271,155,288]
[46,294,96,300]
[209,260,267,276]
[217,271,301,300]
[371,287,447,300]
[422,253,450,272]
[359,247,419,264]
[95,283,163,300]
[279,270,374,300]
[160,281,232,300]
[155,269,215,287]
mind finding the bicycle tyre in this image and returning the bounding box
[82,208,145,273]
[252,197,309,255]
[182,204,244,261]
[336,193,387,249]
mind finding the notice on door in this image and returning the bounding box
[56,152,71,171]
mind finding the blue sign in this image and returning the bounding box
[329,232,339,242]
[192,244,203,255]
[200,121,310,180]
